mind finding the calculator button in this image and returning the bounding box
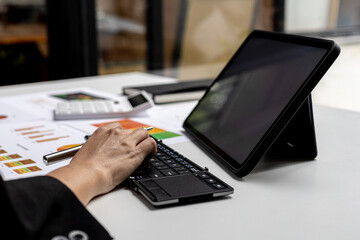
[82,107,94,113]
[69,107,81,113]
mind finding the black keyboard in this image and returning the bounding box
[131,140,227,190]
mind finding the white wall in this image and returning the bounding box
[285,0,332,32]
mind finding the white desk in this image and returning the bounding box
[1,72,359,239]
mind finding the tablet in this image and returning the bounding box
[183,30,340,177]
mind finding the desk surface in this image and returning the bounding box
[1,72,360,239]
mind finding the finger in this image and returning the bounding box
[125,128,151,146]
[91,122,123,138]
[135,137,157,160]
[99,121,122,131]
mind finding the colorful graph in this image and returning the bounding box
[14,166,42,174]
[51,92,106,101]
[36,136,69,143]
[15,125,44,132]
[28,133,54,139]
[92,119,181,140]
[57,144,82,151]
[0,149,7,154]
[0,154,22,161]
[21,129,54,135]
[14,125,71,144]
[4,159,35,168]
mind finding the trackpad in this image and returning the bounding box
[152,174,213,197]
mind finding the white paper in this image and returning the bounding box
[0,100,44,123]
[0,121,89,180]
[0,88,126,121]
[0,88,196,180]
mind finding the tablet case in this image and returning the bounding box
[183,30,340,178]
[265,95,317,159]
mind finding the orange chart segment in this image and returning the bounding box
[92,119,147,129]
[92,119,180,140]
[36,136,69,143]
[15,125,44,132]
[57,144,82,151]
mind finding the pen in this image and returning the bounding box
[43,144,83,165]
[43,127,153,165]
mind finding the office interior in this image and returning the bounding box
[0,0,358,113]
[1,1,360,238]
[0,0,355,119]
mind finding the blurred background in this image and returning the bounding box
[0,0,358,87]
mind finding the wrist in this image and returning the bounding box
[47,163,108,205]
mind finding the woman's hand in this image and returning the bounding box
[47,122,157,205]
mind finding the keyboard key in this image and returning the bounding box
[164,159,175,164]
[198,173,210,179]
[147,169,163,178]
[155,165,169,170]
[192,169,201,173]
[212,183,225,189]
[160,169,178,176]
[205,178,217,184]
[135,141,209,181]
[135,175,150,180]
[174,167,186,172]
[148,173,162,178]
[150,161,165,167]
[169,163,181,168]
[156,152,166,156]
[158,155,172,160]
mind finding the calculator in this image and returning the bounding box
[54,91,153,120]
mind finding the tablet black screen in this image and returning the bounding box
[184,34,328,168]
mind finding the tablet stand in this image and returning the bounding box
[265,95,317,159]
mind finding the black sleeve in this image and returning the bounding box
[0,175,112,240]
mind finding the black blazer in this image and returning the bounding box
[0,175,112,239]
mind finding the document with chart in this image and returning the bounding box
[0,121,87,180]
